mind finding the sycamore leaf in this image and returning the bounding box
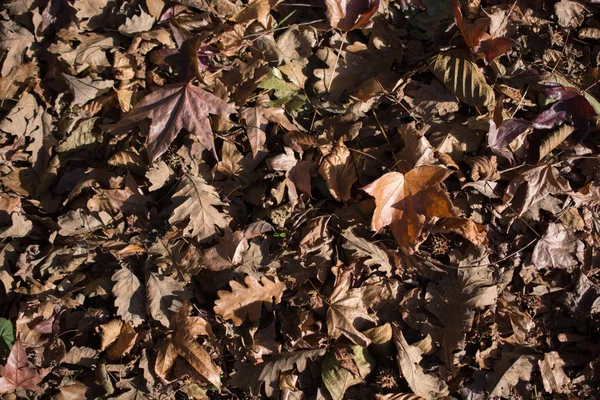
[503,164,573,217]
[393,327,449,400]
[362,166,457,254]
[0,20,34,77]
[319,143,357,201]
[342,228,393,275]
[146,272,191,328]
[322,345,374,400]
[531,223,582,270]
[214,276,285,326]
[229,348,326,397]
[111,267,147,327]
[325,0,380,31]
[429,50,495,108]
[0,338,43,393]
[110,82,235,161]
[327,270,378,347]
[168,174,228,241]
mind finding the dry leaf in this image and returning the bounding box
[0,338,43,393]
[325,0,380,31]
[214,276,285,326]
[531,223,583,270]
[111,267,147,327]
[362,166,457,254]
[319,143,357,201]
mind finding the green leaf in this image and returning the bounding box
[429,50,495,109]
[322,345,374,400]
[0,318,14,352]
[258,70,306,111]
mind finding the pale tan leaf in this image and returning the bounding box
[111,267,146,327]
[393,327,449,400]
[319,143,357,201]
[555,0,586,28]
[98,319,123,351]
[487,354,537,397]
[0,20,34,77]
[106,321,138,361]
[538,124,574,161]
[531,223,583,270]
[214,276,285,326]
[539,351,570,394]
[61,73,114,107]
[146,272,190,328]
[168,174,228,241]
[429,51,495,108]
[241,107,268,157]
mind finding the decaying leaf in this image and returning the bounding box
[112,267,147,327]
[325,0,380,31]
[322,345,374,400]
[487,354,537,397]
[214,276,285,326]
[319,142,357,201]
[531,223,583,270]
[0,338,44,393]
[342,228,393,275]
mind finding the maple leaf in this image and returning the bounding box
[110,82,235,161]
[0,338,44,393]
[531,223,583,270]
[341,228,393,275]
[214,275,285,326]
[503,164,573,217]
[168,174,229,241]
[325,0,380,31]
[229,348,326,397]
[327,270,377,347]
[362,165,457,254]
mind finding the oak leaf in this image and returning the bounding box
[111,267,147,327]
[110,82,235,161]
[393,327,449,400]
[0,338,44,393]
[362,166,457,254]
[229,348,326,397]
[214,276,285,326]
[342,228,392,275]
[0,20,34,76]
[146,272,191,328]
[168,174,228,241]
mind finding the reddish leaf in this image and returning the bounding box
[453,0,489,48]
[476,37,515,64]
[325,0,380,31]
[0,338,44,393]
[110,82,235,161]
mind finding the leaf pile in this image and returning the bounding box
[0,0,600,399]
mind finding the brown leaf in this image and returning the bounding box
[241,107,268,157]
[146,272,191,328]
[325,0,380,31]
[362,166,457,254]
[0,20,34,77]
[168,174,229,241]
[538,124,574,161]
[539,352,570,394]
[61,74,114,107]
[319,143,357,201]
[230,348,326,397]
[453,0,489,48]
[111,267,147,327]
[327,270,377,347]
[435,218,488,246]
[341,228,392,275]
[503,164,573,217]
[393,327,449,400]
[214,276,285,326]
[487,353,537,397]
[531,223,583,270]
[109,82,235,161]
[554,0,587,28]
[106,321,138,361]
[0,338,44,393]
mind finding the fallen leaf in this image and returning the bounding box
[429,50,495,108]
[111,267,147,327]
[325,0,380,31]
[61,74,114,107]
[214,276,285,326]
[146,272,190,328]
[538,124,575,161]
[0,20,34,76]
[0,338,44,393]
[319,142,357,201]
[393,327,449,400]
[110,82,235,161]
[168,173,229,241]
[503,164,573,217]
[230,348,326,397]
[539,352,570,394]
[555,0,587,28]
[327,270,377,347]
[487,354,537,397]
[322,345,374,400]
[434,218,488,246]
[362,166,457,254]
[342,228,393,275]
[531,223,582,270]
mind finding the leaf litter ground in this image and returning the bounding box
[0,0,600,399]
